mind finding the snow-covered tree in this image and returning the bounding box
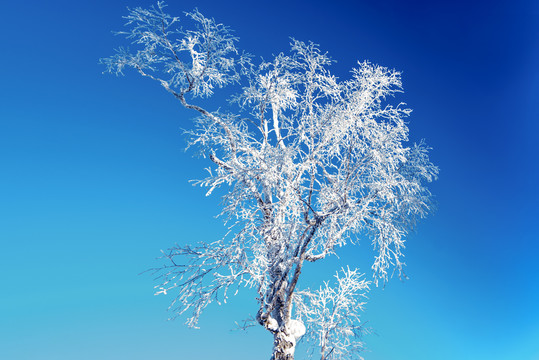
[102,3,438,359]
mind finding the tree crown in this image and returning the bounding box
[102,3,438,358]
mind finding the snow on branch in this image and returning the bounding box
[101,1,247,98]
[294,268,370,359]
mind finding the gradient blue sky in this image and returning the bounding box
[1,0,538,359]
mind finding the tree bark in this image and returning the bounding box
[269,279,296,360]
[271,330,296,360]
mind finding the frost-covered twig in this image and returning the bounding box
[294,268,370,359]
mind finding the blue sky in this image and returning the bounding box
[1,0,537,359]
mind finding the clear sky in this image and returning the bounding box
[1,0,537,359]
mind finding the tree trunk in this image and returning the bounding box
[271,330,296,360]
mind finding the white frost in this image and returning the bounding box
[288,319,306,340]
[267,317,278,331]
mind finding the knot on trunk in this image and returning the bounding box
[271,319,306,360]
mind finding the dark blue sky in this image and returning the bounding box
[1,0,537,359]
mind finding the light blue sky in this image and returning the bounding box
[1,0,538,359]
